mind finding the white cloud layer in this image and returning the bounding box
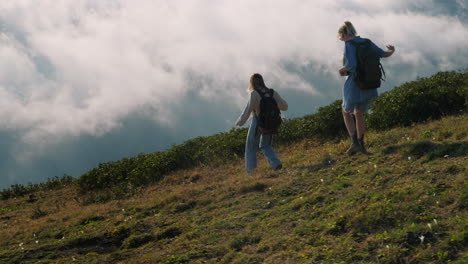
[0,0,467,182]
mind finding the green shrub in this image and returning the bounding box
[277,100,347,143]
[76,100,346,193]
[368,71,468,130]
[78,129,248,191]
[0,175,75,200]
[72,71,467,194]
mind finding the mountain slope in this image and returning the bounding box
[1,114,467,264]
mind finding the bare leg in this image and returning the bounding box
[342,109,359,155]
[354,109,366,139]
[354,109,368,154]
[342,110,356,137]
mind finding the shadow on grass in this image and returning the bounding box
[383,141,468,160]
[294,157,336,172]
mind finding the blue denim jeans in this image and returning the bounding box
[245,116,282,174]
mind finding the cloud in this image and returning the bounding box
[0,0,467,187]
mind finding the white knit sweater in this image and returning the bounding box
[236,89,288,126]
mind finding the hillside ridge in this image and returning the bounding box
[1,114,467,263]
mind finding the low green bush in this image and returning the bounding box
[5,71,466,196]
[368,71,467,130]
[0,175,75,200]
[276,99,347,144]
[77,100,346,192]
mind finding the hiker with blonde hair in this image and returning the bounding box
[236,73,288,174]
[338,21,395,155]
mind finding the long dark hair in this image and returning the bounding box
[248,73,268,92]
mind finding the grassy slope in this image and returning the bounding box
[0,115,467,264]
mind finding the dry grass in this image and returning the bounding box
[1,115,467,263]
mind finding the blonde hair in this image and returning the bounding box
[338,21,357,40]
[248,73,268,92]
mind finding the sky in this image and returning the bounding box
[0,0,467,189]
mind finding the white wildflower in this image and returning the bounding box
[419,235,425,243]
[320,179,324,183]
[408,156,412,160]
[62,236,65,240]
[386,245,390,249]
[444,155,449,158]
[300,197,303,199]
[374,164,377,169]
[19,242,23,247]
[427,223,432,230]
[433,219,438,224]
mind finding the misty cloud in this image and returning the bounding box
[0,0,467,188]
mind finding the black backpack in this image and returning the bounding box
[256,88,282,134]
[349,38,386,90]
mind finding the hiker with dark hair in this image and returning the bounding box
[236,73,288,174]
[338,21,395,155]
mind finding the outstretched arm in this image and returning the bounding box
[382,45,395,58]
[236,92,255,126]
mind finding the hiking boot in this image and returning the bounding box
[346,143,360,155]
[358,136,368,154]
[274,164,282,170]
[346,135,360,156]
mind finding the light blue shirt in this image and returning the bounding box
[342,36,385,111]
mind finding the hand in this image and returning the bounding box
[386,45,395,54]
[339,67,348,76]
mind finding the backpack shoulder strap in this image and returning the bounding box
[254,88,265,98]
[379,62,386,81]
[255,88,273,98]
[268,88,275,97]
[348,38,371,47]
